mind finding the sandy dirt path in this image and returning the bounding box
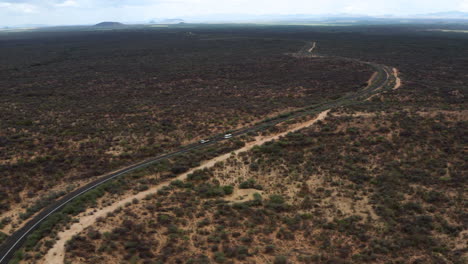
[308,42,317,53]
[366,72,378,88]
[392,68,402,90]
[42,110,330,264]
[366,67,401,101]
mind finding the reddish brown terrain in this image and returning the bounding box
[1,24,466,264]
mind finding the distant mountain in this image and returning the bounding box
[417,11,468,19]
[181,12,468,24]
[94,22,124,27]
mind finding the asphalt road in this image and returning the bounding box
[0,50,394,264]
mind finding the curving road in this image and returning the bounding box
[0,42,396,264]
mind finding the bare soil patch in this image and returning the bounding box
[392,68,402,90]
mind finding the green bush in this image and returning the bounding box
[265,244,275,254]
[239,179,263,190]
[222,185,234,195]
[195,183,234,198]
[187,169,211,181]
[266,195,290,212]
[274,255,288,264]
[214,252,226,263]
[157,214,173,225]
[0,217,11,229]
[0,231,8,244]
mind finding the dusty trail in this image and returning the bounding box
[366,72,378,88]
[42,110,330,264]
[392,68,402,90]
[366,66,401,101]
[308,42,317,53]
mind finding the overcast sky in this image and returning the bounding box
[1,0,468,26]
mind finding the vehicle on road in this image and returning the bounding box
[224,133,233,139]
[199,139,210,144]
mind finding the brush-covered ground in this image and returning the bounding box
[63,106,467,264]
[0,29,372,232]
[2,24,467,264]
[59,25,467,264]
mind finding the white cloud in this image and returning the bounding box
[460,0,468,11]
[55,0,79,7]
[0,2,38,13]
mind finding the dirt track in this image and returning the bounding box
[308,42,317,53]
[42,110,330,264]
[366,72,378,88]
[392,68,402,90]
